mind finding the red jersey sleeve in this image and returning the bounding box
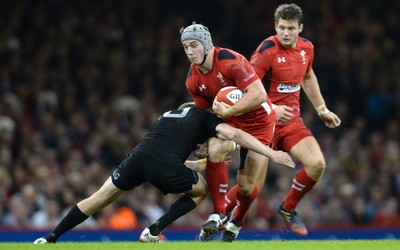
[250,39,274,80]
[306,43,314,73]
[217,49,260,90]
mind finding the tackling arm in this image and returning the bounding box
[185,158,207,172]
[215,123,295,168]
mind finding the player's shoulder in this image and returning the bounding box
[185,65,199,88]
[185,67,194,86]
[215,46,242,62]
[298,37,314,48]
[255,36,278,54]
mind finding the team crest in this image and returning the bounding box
[300,50,306,64]
[217,72,227,85]
[199,84,206,91]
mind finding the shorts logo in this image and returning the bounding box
[112,169,120,180]
[277,83,301,93]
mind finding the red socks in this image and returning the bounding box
[233,186,259,225]
[226,168,317,225]
[205,160,228,214]
[225,184,238,214]
[282,168,317,211]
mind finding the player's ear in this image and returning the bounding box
[299,23,303,33]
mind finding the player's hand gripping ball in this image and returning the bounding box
[215,86,244,108]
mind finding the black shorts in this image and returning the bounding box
[111,151,199,194]
[239,147,248,170]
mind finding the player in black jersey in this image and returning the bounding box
[34,104,294,244]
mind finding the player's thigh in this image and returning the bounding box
[147,162,200,195]
[111,152,146,191]
[290,136,325,167]
[78,177,125,213]
[92,177,125,200]
[237,150,268,187]
[185,172,207,204]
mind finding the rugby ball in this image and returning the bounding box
[215,86,244,107]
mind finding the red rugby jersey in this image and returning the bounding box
[250,35,314,117]
[185,46,272,120]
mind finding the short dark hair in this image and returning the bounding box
[274,3,303,24]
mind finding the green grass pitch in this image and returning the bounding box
[1,240,399,250]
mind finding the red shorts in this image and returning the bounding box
[272,116,313,151]
[225,112,275,146]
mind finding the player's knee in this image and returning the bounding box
[237,184,254,197]
[308,159,326,178]
[187,187,207,205]
[199,185,208,198]
[190,176,208,199]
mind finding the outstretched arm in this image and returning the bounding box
[184,143,234,171]
[184,143,208,171]
[185,158,207,172]
[215,123,295,168]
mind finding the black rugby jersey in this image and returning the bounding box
[134,107,223,164]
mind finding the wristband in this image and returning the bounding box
[315,104,330,115]
[271,103,277,110]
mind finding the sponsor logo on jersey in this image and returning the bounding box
[244,72,255,82]
[277,57,286,63]
[199,84,206,91]
[277,83,301,93]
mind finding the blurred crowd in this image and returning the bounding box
[0,0,399,231]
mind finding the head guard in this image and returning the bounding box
[181,22,213,56]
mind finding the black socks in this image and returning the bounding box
[148,195,196,235]
[48,205,89,242]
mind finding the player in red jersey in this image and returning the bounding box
[181,22,278,242]
[249,3,341,236]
